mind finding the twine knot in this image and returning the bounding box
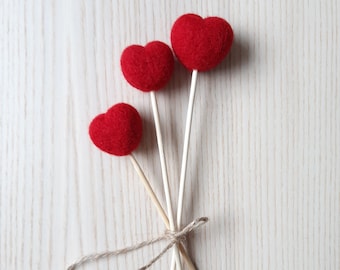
[67,217,208,270]
[166,216,208,243]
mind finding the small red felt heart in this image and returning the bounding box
[171,13,234,71]
[89,103,143,156]
[121,41,174,92]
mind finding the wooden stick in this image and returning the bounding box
[176,70,198,228]
[171,70,198,269]
[128,154,196,270]
[150,91,182,270]
[129,154,169,225]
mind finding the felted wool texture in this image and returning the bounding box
[171,13,234,71]
[121,41,174,92]
[89,103,143,156]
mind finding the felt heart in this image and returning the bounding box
[171,13,234,71]
[89,103,143,156]
[121,41,174,92]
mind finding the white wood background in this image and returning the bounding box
[1,0,339,269]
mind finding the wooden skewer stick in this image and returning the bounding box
[129,154,169,224]
[150,91,183,270]
[129,154,196,270]
[176,70,198,228]
[170,69,198,269]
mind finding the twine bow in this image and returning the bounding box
[67,217,208,270]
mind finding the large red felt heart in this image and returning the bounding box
[171,13,234,71]
[89,103,143,156]
[121,41,174,92]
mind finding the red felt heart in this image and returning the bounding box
[89,103,143,156]
[171,13,234,71]
[121,41,174,92]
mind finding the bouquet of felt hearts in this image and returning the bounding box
[69,14,233,270]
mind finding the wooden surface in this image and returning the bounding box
[1,0,340,269]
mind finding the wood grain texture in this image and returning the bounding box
[1,0,339,269]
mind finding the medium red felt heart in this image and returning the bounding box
[121,41,174,92]
[171,13,234,71]
[89,103,143,156]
